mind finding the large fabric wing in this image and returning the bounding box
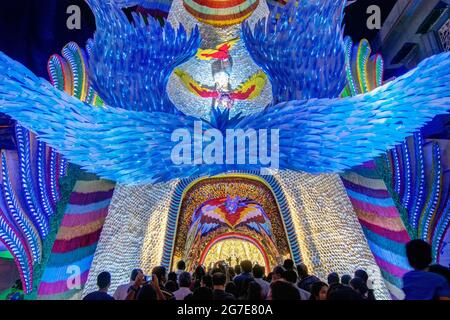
[236,51,450,173]
[1,51,449,184]
[86,0,200,113]
[0,51,226,184]
[242,0,347,103]
[105,0,146,7]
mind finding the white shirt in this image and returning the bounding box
[254,278,270,299]
[113,281,134,300]
[173,287,192,300]
[297,286,311,300]
[176,269,184,276]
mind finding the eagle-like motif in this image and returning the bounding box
[0,0,448,185]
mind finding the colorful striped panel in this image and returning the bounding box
[342,37,385,97]
[341,163,411,300]
[0,127,64,293]
[37,180,114,300]
[183,0,259,26]
[383,134,450,261]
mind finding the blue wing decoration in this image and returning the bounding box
[1,49,449,184]
[236,51,450,173]
[0,51,228,184]
[86,0,200,113]
[242,0,347,103]
[104,0,146,7]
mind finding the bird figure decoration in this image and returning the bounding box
[0,0,448,185]
[196,38,239,61]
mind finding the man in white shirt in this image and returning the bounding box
[113,269,142,300]
[173,272,192,300]
[252,265,270,299]
[175,260,187,279]
[283,269,311,300]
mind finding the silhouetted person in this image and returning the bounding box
[234,265,242,277]
[130,266,174,300]
[152,266,174,299]
[168,271,178,283]
[310,281,329,300]
[192,265,206,289]
[269,280,300,300]
[246,281,263,300]
[327,284,362,300]
[282,269,311,300]
[340,274,352,286]
[253,265,270,299]
[234,260,254,298]
[186,286,213,300]
[429,264,450,283]
[165,280,178,293]
[354,269,375,300]
[167,272,179,291]
[176,260,186,278]
[212,272,235,300]
[113,269,142,300]
[173,272,192,300]
[227,266,236,280]
[283,259,295,271]
[225,281,238,299]
[297,263,320,292]
[327,272,340,285]
[350,277,369,299]
[201,275,213,289]
[83,272,114,300]
[271,266,284,282]
[403,240,450,300]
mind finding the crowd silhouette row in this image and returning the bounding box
[83,240,450,300]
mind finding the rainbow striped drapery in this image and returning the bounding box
[341,162,411,300]
[37,180,114,300]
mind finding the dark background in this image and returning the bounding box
[0,0,398,78]
[0,0,95,79]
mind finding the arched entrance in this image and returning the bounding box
[167,174,299,272]
[200,234,271,274]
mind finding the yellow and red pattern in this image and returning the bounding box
[196,38,239,61]
[174,68,267,101]
[192,197,272,231]
[183,0,260,27]
[232,71,266,100]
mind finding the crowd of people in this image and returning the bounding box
[83,239,450,301]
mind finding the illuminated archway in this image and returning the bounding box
[164,173,301,272]
[200,233,271,274]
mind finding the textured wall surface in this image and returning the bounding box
[83,181,178,297]
[85,171,391,299]
[273,170,391,300]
